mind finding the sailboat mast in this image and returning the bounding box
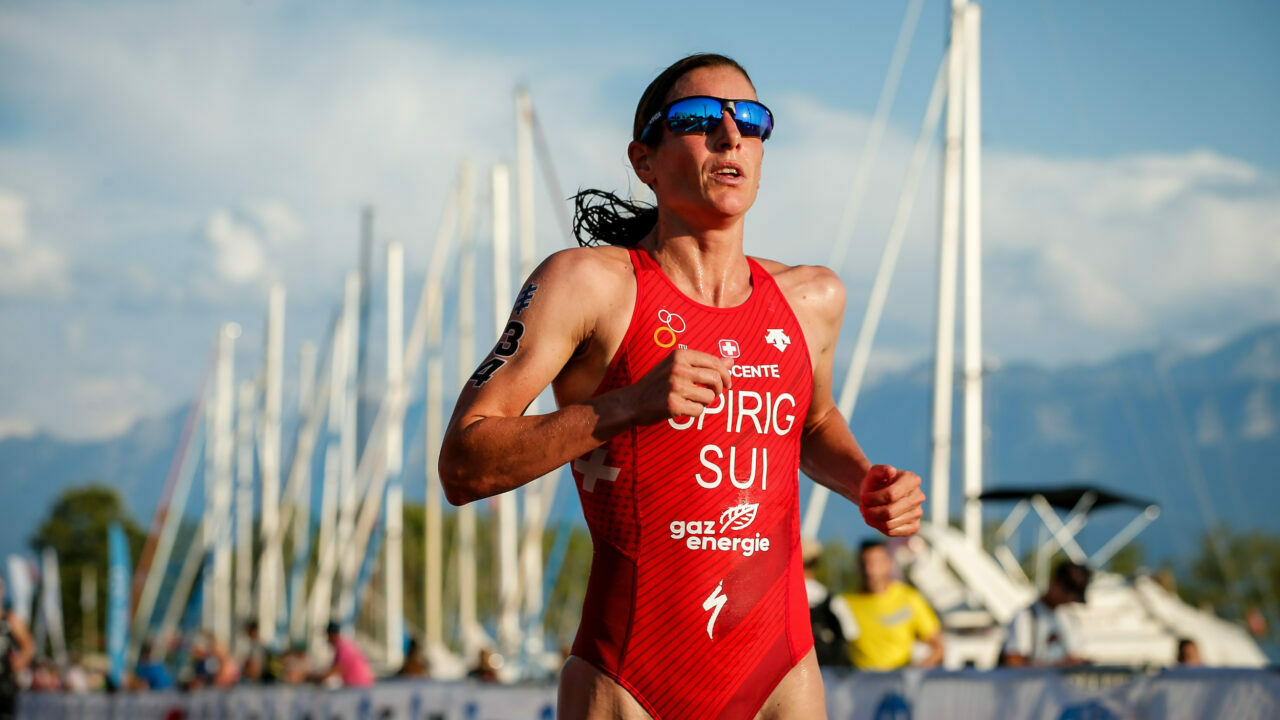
[929,0,967,530]
[259,284,286,639]
[961,4,985,547]
[491,163,522,659]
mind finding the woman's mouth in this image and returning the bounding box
[710,163,746,185]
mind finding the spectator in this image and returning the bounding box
[0,579,34,720]
[29,658,62,692]
[190,631,240,688]
[241,619,277,683]
[1176,638,1202,666]
[466,648,501,683]
[133,641,174,691]
[840,540,944,670]
[1000,561,1091,667]
[62,655,91,694]
[313,621,374,689]
[280,644,309,685]
[395,637,429,678]
[801,537,855,667]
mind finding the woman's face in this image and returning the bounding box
[630,65,764,228]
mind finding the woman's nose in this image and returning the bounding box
[714,109,743,150]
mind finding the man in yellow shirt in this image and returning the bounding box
[837,540,944,670]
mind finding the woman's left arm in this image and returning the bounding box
[779,264,925,537]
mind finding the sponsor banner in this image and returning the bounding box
[106,523,131,689]
[19,668,1280,720]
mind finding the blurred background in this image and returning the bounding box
[1,0,1278,706]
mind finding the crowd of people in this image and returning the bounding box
[805,538,1206,671]
[1,541,1214,714]
[0,584,513,716]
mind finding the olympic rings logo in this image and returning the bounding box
[653,308,686,348]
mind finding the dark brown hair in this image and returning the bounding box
[572,53,755,247]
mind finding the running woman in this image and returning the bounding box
[440,53,926,720]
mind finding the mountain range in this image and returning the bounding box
[3,321,1278,569]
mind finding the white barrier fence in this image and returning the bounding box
[19,668,1280,720]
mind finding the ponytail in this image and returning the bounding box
[571,189,657,248]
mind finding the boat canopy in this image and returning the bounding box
[979,484,1157,512]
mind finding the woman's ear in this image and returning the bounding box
[628,141,657,187]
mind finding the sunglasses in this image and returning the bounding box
[639,95,775,144]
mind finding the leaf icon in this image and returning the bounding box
[719,503,759,532]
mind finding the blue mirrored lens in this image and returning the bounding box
[733,101,773,139]
[666,97,724,133]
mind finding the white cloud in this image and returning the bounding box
[0,417,36,440]
[0,189,69,299]
[204,208,267,284]
[61,374,168,440]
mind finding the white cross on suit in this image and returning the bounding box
[574,448,620,493]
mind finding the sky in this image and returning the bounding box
[1,0,1278,441]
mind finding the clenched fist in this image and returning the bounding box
[859,464,925,537]
[623,348,734,426]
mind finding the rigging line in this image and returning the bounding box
[1115,377,1181,560]
[826,0,927,274]
[528,105,576,248]
[801,45,950,539]
[1154,361,1241,593]
[131,347,215,614]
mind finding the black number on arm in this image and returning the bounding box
[468,357,506,387]
[468,321,525,387]
[493,321,525,358]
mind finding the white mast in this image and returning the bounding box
[258,285,286,638]
[234,379,256,650]
[491,163,522,658]
[515,88,553,658]
[336,271,361,615]
[288,340,318,643]
[961,4,985,546]
[453,163,483,658]
[384,241,406,667]
[210,322,239,647]
[128,387,206,665]
[39,548,67,667]
[929,1,967,530]
[309,293,352,650]
[157,522,204,657]
[410,171,460,661]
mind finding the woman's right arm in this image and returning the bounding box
[439,248,732,505]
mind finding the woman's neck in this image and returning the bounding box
[643,211,752,307]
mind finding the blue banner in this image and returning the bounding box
[106,523,130,689]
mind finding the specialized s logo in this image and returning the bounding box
[765,328,791,352]
[703,581,727,639]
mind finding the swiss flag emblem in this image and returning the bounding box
[718,339,740,358]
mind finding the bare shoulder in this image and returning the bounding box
[532,245,634,322]
[752,257,845,325]
[537,244,634,288]
[529,244,637,356]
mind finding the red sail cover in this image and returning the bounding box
[570,247,815,720]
